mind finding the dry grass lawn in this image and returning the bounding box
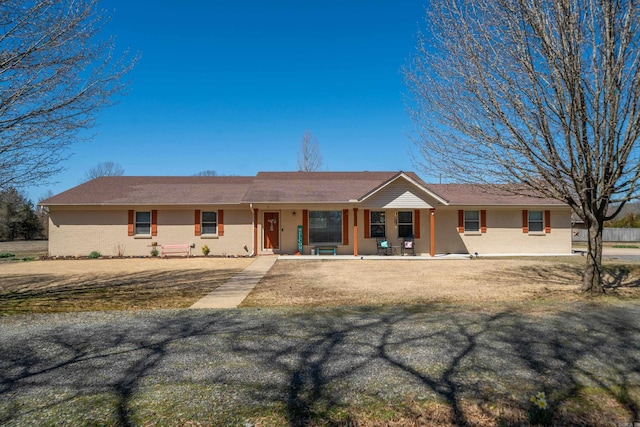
[242,256,640,308]
[0,256,253,314]
[3,239,640,315]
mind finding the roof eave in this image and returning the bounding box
[245,200,358,204]
[446,203,569,208]
[42,202,246,207]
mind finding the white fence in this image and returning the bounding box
[573,228,640,242]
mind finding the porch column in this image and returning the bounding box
[353,207,359,256]
[253,208,258,256]
[430,208,436,257]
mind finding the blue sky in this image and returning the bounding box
[28,1,429,202]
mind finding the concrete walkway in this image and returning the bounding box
[190,256,278,309]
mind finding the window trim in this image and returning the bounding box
[201,211,218,236]
[464,210,480,233]
[528,210,545,233]
[134,211,151,236]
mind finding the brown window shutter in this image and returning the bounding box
[414,209,421,238]
[457,210,464,233]
[127,210,134,236]
[342,209,349,245]
[218,210,224,236]
[302,210,308,245]
[522,210,529,233]
[151,210,158,236]
[481,210,487,233]
[364,209,370,238]
[545,210,551,233]
[194,210,201,236]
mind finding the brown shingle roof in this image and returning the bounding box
[39,172,568,207]
[424,184,565,206]
[40,176,254,206]
[243,171,402,203]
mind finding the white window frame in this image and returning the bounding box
[135,211,151,236]
[201,211,218,236]
[464,210,480,232]
[528,210,544,233]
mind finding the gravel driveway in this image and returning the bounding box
[2,304,640,426]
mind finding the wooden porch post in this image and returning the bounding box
[353,207,359,256]
[430,208,436,257]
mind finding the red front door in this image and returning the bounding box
[264,212,279,250]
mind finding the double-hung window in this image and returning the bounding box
[528,210,544,232]
[464,210,480,232]
[201,211,218,235]
[370,211,386,238]
[135,211,151,235]
[309,211,342,244]
[398,211,413,238]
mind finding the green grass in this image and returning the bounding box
[0,241,47,264]
[612,244,640,249]
[3,384,637,426]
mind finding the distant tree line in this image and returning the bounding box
[605,213,640,229]
[0,187,46,241]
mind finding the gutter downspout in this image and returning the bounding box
[249,203,256,257]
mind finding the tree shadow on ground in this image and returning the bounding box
[496,261,640,293]
[0,268,243,313]
[601,265,640,289]
[1,305,640,426]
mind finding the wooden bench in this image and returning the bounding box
[161,244,191,258]
[314,245,337,255]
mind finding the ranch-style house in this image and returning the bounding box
[40,171,572,257]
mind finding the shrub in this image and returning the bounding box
[88,251,101,259]
[202,244,210,256]
[150,247,159,257]
[0,252,15,258]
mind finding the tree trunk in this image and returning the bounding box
[581,218,605,293]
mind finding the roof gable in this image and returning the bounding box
[358,172,449,207]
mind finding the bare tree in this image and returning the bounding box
[193,170,218,176]
[0,1,135,190]
[404,0,640,293]
[297,130,323,171]
[83,161,125,182]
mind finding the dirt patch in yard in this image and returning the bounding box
[0,257,253,314]
[242,257,640,308]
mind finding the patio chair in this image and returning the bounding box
[376,237,392,255]
[401,236,415,256]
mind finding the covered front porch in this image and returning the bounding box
[278,253,471,260]
[251,206,439,257]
